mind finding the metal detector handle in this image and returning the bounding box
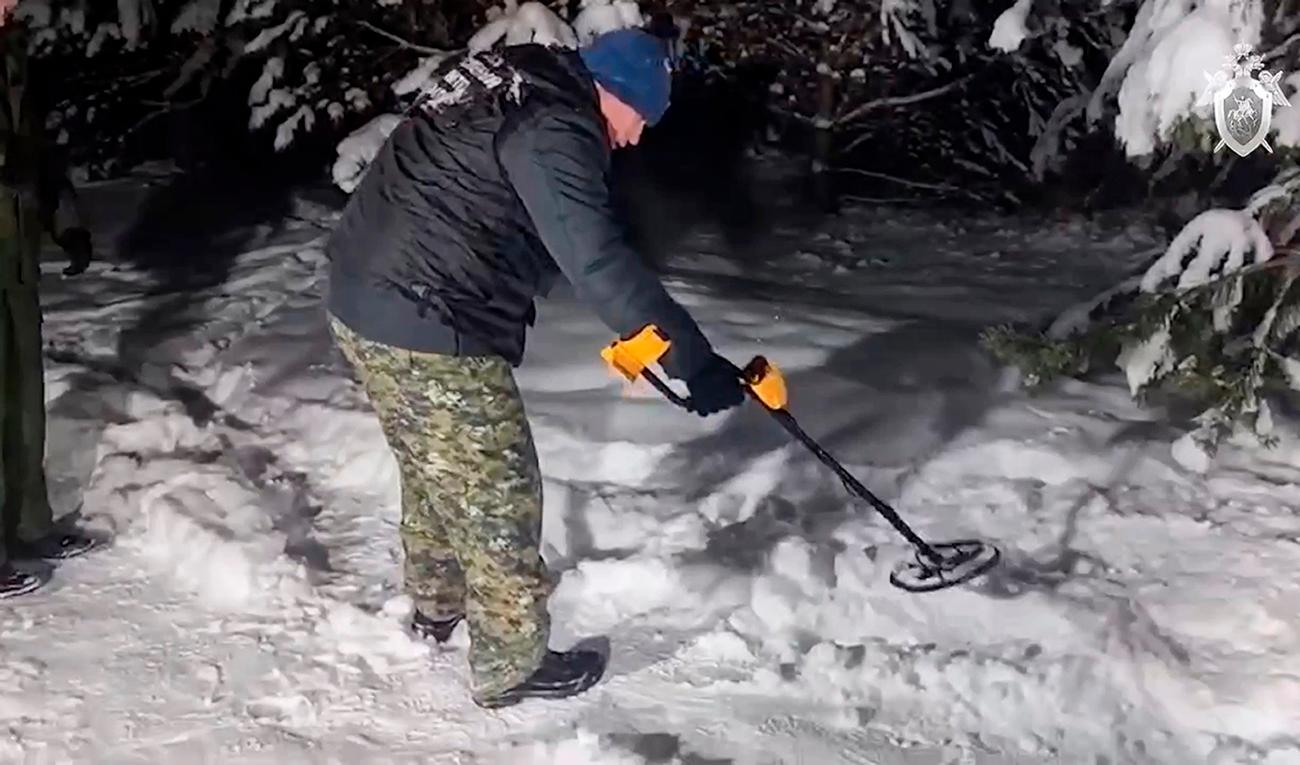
[602,325,790,412]
[726,356,789,412]
[637,363,773,414]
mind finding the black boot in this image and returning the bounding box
[411,610,464,643]
[474,649,607,709]
[11,530,107,561]
[0,564,52,600]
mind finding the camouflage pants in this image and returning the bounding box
[0,287,54,569]
[328,314,552,701]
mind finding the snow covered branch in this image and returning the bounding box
[992,171,1300,467]
[831,166,967,194]
[1264,31,1300,62]
[354,20,451,56]
[833,75,974,128]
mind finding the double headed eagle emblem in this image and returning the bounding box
[1197,42,1293,157]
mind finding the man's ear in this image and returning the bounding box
[593,84,616,145]
[594,83,613,112]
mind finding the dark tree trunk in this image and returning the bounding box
[812,71,839,213]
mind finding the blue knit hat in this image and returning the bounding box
[579,28,673,126]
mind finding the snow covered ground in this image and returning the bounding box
[3,164,1300,765]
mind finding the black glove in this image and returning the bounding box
[684,354,746,416]
[57,227,93,276]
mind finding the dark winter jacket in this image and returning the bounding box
[325,44,713,380]
[2,23,87,287]
[1,23,42,288]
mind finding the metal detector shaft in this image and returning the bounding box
[640,367,942,562]
[639,369,691,408]
[763,408,941,560]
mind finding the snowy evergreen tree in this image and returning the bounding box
[19,0,650,178]
[984,0,1300,468]
[663,0,1130,204]
[19,0,494,176]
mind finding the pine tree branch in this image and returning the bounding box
[121,96,205,145]
[1264,32,1300,62]
[118,67,172,88]
[840,194,931,204]
[831,166,964,194]
[1139,251,1300,303]
[1054,250,1300,336]
[767,103,816,126]
[1029,92,1090,181]
[138,97,204,109]
[837,127,877,156]
[769,34,809,62]
[833,74,973,127]
[353,20,449,56]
